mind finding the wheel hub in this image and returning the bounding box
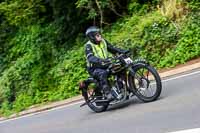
[139,78,149,91]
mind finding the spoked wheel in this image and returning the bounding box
[128,64,162,102]
[82,85,109,113]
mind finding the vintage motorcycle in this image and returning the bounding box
[79,52,162,113]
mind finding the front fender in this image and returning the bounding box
[128,59,149,75]
[125,58,150,92]
[127,59,149,86]
[133,58,149,66]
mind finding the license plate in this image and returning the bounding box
[124,57,133,64]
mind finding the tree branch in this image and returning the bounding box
[95,0,103,30]
[109,0,124,17]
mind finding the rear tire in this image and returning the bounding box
[128,64,162,102]
[82,85,109,113]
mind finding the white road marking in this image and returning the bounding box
[168,128,200,133]
[0,101,84,124]
[162,70,200,82]
[0,70,200,124]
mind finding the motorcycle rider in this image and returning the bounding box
[85,26,129,100]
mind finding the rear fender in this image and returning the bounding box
[79,77,98,97]
[79,81,88,97]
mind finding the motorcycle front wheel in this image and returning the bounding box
[128,64,162,102]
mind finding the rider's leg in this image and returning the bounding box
[88,68,114,100]
[92,68,110,94]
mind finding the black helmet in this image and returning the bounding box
[85,26,100,44]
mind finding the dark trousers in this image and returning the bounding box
[88,68,109,92]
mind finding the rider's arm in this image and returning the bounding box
[85,44,110,68]
[105,40,127,54]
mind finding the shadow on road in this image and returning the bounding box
[107,98,142,111]
[107,95,165,112]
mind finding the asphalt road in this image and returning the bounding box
[0,69,200,133]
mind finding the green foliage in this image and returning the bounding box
[159,12,200,67]
[0,101,14,116]
[128,0,158,15]
[45,0,89,43]
[0,0,199,116]
[0,23,88,114]
[47,46,88,101]
[128,2,149,15]
[76,0,129,25]
[0,24,58,113]
[187,0,200,11]
[0,0,45,26]
[105,11,178,66]
[105,9,199,68]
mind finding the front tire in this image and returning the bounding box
[128,64,162,102]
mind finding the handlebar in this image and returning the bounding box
[111,52,130,62]
[106,52,131,73]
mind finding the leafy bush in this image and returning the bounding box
[0,24,57,113]
[0,23,89,114]
[105,11,178,66]
[0,0,199,116]
[187,0,200,11]
[159,12,200,67]
[105,9,199,68]
[0,0,45,26]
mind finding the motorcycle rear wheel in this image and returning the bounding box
[82,85,109,113]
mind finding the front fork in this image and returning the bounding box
[126,62,150,94]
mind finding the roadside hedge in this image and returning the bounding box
[0,1,199,116]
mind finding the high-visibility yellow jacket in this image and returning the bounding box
[85,39,125,69]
